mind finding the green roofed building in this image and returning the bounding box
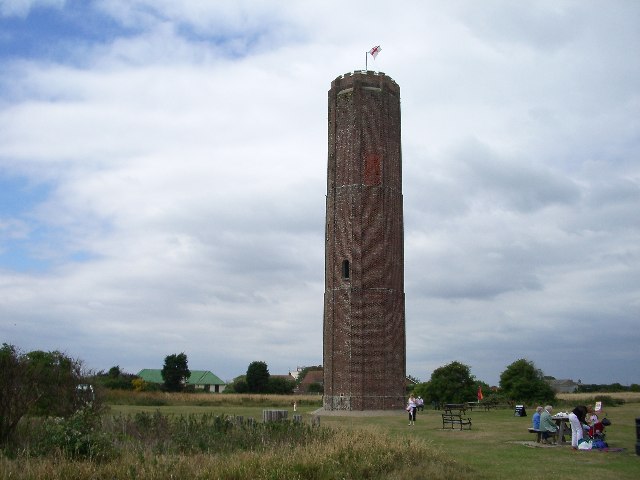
[137,369,226,393]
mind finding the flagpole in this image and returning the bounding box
[365,51,368,71]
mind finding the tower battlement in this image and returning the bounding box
[330,71,400,96]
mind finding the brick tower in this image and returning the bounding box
[323,71,406,411]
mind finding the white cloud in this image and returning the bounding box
[1,0,639,385]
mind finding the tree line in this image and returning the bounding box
[3,340,634,448]
[146,356,301,395]
[411,358,639,406]
[411,359,557,406]
[99,355,306,395]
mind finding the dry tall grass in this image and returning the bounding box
[104,390,323,407]
[0,425,471,480]
[557,392,640,403]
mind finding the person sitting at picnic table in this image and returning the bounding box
[532,406,543,430]
[416,396,425,411]
[586,409,602,431]
[539,405,558,444]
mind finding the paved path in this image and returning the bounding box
[311,408,405,417]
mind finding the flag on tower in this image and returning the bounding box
[369,45,381,59]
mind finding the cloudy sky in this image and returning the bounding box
[1,0,638,386]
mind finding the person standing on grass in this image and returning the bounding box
[532,406,543,430]
[407,394,417,426]
[568,405,591,449]
[539,405,558,443]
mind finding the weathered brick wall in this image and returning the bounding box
[323,71,406,410]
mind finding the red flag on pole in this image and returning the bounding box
[477,385,484,401]
[369,45,381,59]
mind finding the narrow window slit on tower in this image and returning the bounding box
[342,260,350,279]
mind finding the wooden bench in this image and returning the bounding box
[528,428,557,443]
[442,413,472,430]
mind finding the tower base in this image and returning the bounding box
[323,394,405,411]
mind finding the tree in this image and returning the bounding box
[24,349,84,417]
[224,375,249,393]
[161,353,190,392]
[307,382,324,394]
[419,361,477,404]
[95,366,136,390]
[499,359,556,404]
[268,376,296,394]
[0,344,84,443]
[0,344,31,443]
[246,361,270,393]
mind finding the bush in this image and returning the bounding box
[268,376,296,395]
[226,379,249,393]
[594,395,625,407]
[480,392,510,407]
[131,378,147,392]
[13,404,116,462]
[96,375,136,390]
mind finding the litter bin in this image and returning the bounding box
[514,405,527,417]
[636,417,640,455]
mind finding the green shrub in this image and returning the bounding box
[480,392,510,406]
[25,405,116,462]
[594,395,625,407]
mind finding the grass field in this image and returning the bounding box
[2,393,639,479]
[320,405,640,479]
[106,394,640,480]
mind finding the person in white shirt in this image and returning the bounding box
[407,394,417,426]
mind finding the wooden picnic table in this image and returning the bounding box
[466,402,480,411]
[552,415,572,445]
[443,403,467,414]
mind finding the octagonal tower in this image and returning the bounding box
[323,71,406,410]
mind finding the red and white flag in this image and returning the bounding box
[369,45,381,59]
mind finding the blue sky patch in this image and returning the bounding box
[0,173,50,272]
[0,242,52,273]
[0,173,50,215]
[0,1,136,64]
